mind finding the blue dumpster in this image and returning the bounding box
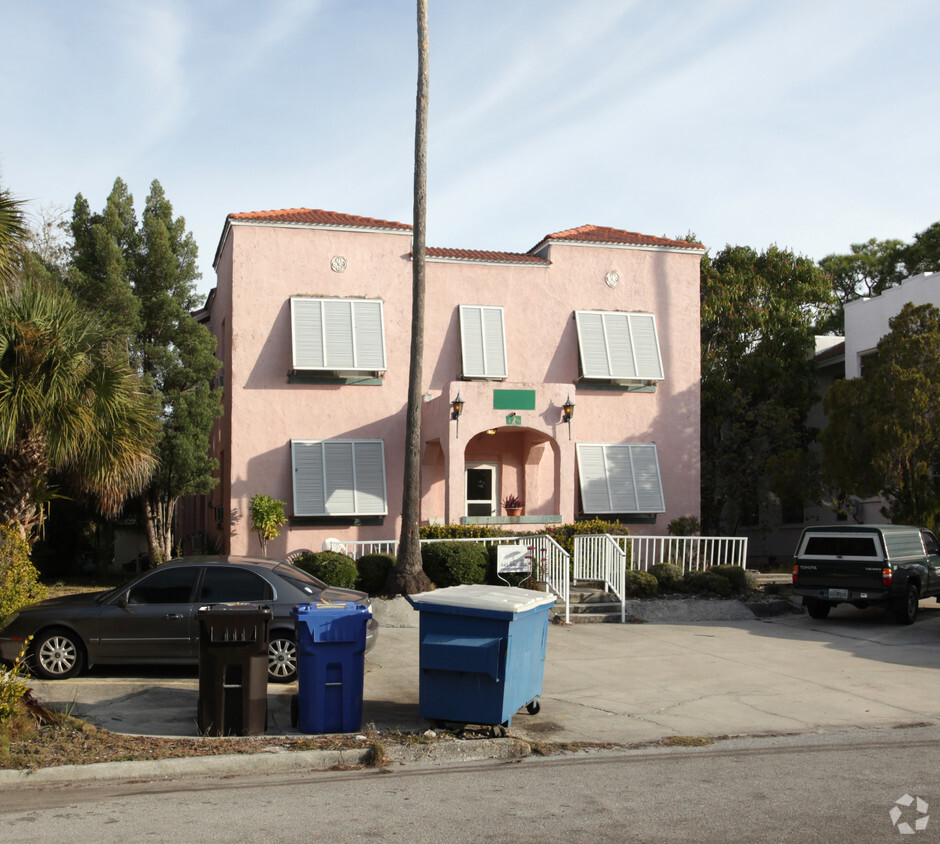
[291,602,372,734]
[407,585,556,734]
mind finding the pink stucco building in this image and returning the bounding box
[184,209,704,558]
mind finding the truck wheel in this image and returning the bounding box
[805,599,831,620]
[894,584,919,625]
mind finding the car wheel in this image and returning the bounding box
[805,599,832,620]
[268,633,297,683]
[894,584,919,625]
[32,628,86,680]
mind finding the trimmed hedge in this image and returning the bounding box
[624,569,658,598]
[421,541,487,588]
[708,564,749,593]
[293,551,358,589]
[682,570,733,597]
[648,562,683,593]
[356,553,396,596]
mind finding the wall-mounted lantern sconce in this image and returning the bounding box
[562,394,575,439]
[451,393,464,437]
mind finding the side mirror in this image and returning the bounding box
[118,591,130,608]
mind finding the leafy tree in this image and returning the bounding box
[817,238,905,331]
[390,0,432,595]
[821,302,940,529]
[0,273,157,537]
[0,186,28,287]
[66,179,221,563]
[900,221,940,277]
[248,494,287,558]
[700,245,835,533]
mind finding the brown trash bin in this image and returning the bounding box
[197,603,272,736]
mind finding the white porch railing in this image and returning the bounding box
[338,535,571,622]
[573,534,627,622]
[620,535,748,573]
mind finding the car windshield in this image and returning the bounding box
[271,563,329,594]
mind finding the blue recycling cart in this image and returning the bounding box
[407,585,556,736]
[291,602,372,734]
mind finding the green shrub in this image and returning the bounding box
[0,639,31,723]
[0,524,46,619]
[545,519,632,557]
[667,515,702,536]
[624,569,658,598]
[419,523,507,540]
[648,562,683,593]
[708,564,749,593]
[293,551,358,589]
[421,541,487,588]
[682,571,732,597]
[356,553,396,595]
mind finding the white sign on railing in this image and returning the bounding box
[497,544,531,574]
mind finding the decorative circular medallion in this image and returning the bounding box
[330,256,347,273]
[605,271,621,288]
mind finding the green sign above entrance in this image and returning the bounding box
[493,389,536,411]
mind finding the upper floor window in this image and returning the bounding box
[459,305,507,380]
[291,439,388,517]
[576,442,665,514]
[290,297,386,373]
[575,310,663,382]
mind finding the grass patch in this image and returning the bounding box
[659,735,715,747]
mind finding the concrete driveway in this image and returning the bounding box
[26,597,940,745]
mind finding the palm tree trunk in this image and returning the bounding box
[390,0,432,596]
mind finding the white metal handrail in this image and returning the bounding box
[619,535,748,573]
[333,534,571,621]
[573,534,626,622]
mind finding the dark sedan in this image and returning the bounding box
[0,556,378,683]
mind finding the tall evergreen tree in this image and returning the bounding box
[700,245,835,533]
[67,179,221,563]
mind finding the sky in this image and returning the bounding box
[3,0,939,301]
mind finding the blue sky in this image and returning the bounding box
[3,0,939,299]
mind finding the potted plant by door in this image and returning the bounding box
[503,494,524,517]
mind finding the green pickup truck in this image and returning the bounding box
[791,524,940,624]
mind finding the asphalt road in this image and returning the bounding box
[3,726,939,843]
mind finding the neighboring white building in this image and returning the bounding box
[744,272,940,565]
[844,272,939,378]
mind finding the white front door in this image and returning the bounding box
[466,462,498,517]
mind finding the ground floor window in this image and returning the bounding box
[576,443,665,514]
[291,439,388,517]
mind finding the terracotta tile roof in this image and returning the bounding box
[426,246,549,265]
[227,208,412,232]
[530,224,704,253]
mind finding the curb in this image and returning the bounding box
[0,737,531,787]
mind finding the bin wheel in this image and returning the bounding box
[526,699,541,715]
[290,694,299,729]
[491,724,508,738]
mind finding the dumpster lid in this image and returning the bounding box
[407,584,556,613]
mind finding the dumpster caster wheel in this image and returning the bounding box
[491,724,508,738]
[526,699,541,715]
[290,694,298,729]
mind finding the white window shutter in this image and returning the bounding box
[292,439,388,517]
[292,441,326,516]
[575,310,664,381]
[459,305,507,379]
[291,297,386,372]
[576,443,665,514]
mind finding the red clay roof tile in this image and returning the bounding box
[227,208,412,231]
[530,224,703,253]
[426,246,549,265]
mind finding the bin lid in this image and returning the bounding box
[407,584,556,614]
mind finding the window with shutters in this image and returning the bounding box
[291,439,388,517]
[459,305,507,380]
[574,310,663,383]
[576,443,665,514]
[290,297,386,374]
